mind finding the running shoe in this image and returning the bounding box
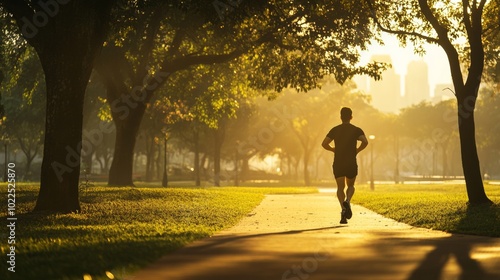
[343,201,352,219]
[340,210,348,224]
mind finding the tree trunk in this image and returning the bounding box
[286,154,291,180]
[313,152,321,181]
[441,141,448,179]
[97,150,112,175]
[107,89,147,185]
[213,130,222,186]
[18,144,37,180]
[97,158,105,175]
[456,95,492,205]
[108,122,141,186]
[293,158,300,181]
[81,150,93,174]
[156,142,162,181]
[200,154,208,181]
[145,134,155,182]
[34,64,88,213]
[0,0,114,214]
[194,129,201,186]
[394,134,400,183]
[25,156,33,179]
[2,1,116,213]
[303,149,311,186]
[17,137,38,179]
[234,146,239,186]
[240,156,250,182]
[213,124,226,186]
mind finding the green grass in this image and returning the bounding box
[0,184,316,280]
[354,184,500,237]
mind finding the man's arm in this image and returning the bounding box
[321,137,335,153]
[356,135,368,154]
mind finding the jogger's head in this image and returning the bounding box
[340,107,352,122]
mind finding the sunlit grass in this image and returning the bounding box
[354,184,500,237]
[0,183,316,280]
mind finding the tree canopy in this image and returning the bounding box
[95,0,387,186]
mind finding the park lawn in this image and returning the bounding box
[0,184,316,280]
[2,182,498,279]
[354,183,500,237]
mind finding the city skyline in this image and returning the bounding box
[354,56,455,113]
[354,34,453,112]
[360,34,454,90]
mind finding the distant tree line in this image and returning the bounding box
[3,68,500,185]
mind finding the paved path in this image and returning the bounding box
[130,190,500,280]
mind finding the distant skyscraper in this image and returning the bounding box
[368,54,401,112]
[353,75,369,93]
[404,60,430,106]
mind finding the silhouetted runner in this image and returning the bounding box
[321,107,368,224]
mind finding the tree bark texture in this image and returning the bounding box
[108,111,144,186]
[456,91,492,205]
[5,0,118,212]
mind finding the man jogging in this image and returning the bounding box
[321,107,368,224]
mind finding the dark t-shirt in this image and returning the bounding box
[326,123,365,166]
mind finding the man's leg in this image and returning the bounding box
[335,176,348,224]
[335,176,346,208]
[342,176,356,219]
[345,176,356,202]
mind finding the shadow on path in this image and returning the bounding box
[209,225,345,244]
[407,235,499,280]
[408,204,500,280]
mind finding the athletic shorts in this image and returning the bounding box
[332,163,358,179]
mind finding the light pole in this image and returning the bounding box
[3,140,8,182]
[162,137,168,187]
[234,141,239,186]
[369,135,375,191]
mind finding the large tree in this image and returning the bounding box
[164,61,256,186]
[96,0,384,186]
[1,0,116,212]
[367,0,494,205]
